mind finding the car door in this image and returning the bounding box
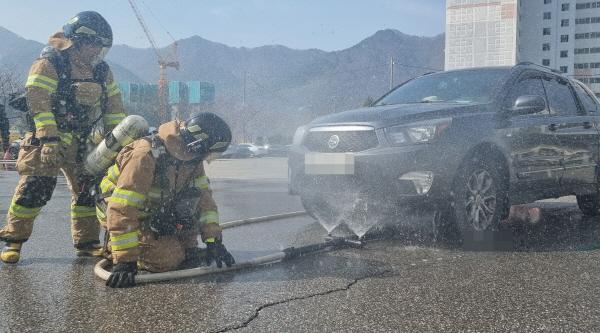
[501,71,563,192]
[541,75,599,189]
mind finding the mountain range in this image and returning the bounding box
[0,25,444,140]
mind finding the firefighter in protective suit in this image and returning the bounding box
[99,112,235,288]
[0,104,9,155]
[0,11,126,263]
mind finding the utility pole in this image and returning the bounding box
[242,71,247,142]
[390,57,394,91]
[243,71,247,104]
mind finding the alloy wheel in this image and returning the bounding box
[462,168,497,230]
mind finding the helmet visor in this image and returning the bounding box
[92,47,110,66]
[93,35,112,48]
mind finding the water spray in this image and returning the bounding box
[94,211,368,284]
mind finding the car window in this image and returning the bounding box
[542,77,580,115]
[505,75,549,115]
[573,80,599,113]
[375,68,510,105]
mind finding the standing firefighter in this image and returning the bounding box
[0,11,126,263]
[0,104,9,155]
[99,113,235,288]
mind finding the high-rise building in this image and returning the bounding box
[445,0,600,95]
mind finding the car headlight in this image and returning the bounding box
[385,118,452,146]
[399,171,434,195]
[292,125,308,146]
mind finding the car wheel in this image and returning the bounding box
[431,205,461,243]
[576,193,600,216]
[9,147,18,160]
[248,152,255,158]
[452,156,508,232]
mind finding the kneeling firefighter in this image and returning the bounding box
[97,112,235,288]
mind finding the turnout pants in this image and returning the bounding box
[136,228,199,272]
[100,223,200,273]
[0,132,100,245]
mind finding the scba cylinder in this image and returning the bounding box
[85,115,149,175]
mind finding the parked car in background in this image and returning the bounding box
[1,128,23,158]
[288,62,600,237]
[221,143,253,159]
[237,143,268,158]
[9,137,22,160]
[266,144,291,157]
[221,144,238,159]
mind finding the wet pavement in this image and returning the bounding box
[1,157,600,332]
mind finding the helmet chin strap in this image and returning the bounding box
[205,152,221,163]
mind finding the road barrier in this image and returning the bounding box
[1,159,16,171]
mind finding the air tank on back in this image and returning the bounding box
[85,115,149,175]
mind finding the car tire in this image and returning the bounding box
[432,205,461,243]
[248,152,255,158]
[576,193,600,216]
[452,156,508,232]
[9,147,18,160]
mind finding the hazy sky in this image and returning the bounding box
[0,0,446,52]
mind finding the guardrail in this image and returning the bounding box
[0,160,17,165]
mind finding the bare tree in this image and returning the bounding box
[0,64,27,132]
[0,64,26,104]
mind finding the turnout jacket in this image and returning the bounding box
[27,30,125,140]
[100,121,223,264]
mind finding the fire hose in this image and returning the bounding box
[94,211,363,284]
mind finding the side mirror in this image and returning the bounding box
[510,95,546,115]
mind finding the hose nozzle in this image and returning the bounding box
[324,235,364,248]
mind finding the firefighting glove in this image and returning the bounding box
[106,262,137,288]
[205,237,235,268]
[40,142,60,165]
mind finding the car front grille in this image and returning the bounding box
[302,126,378,153]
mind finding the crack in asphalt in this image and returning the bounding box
[214,269,393,333]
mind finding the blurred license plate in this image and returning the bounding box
[305,153,354,175]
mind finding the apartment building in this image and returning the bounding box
[445,0,600,95]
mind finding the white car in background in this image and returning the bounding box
[237,143,268,158]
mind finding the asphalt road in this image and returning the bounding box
[2,157,600,332]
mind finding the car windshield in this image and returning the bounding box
[375,68,511,106]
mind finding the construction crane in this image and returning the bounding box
[128,0,179,124]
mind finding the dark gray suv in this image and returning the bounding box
[288,63,600,236]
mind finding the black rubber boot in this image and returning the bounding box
[75,241,104,257]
